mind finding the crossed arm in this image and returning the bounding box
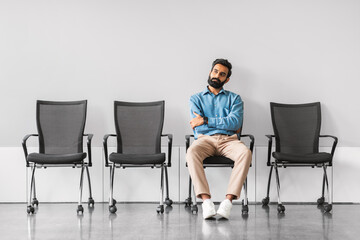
[189,96,243,133]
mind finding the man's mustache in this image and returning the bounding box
[211,78,221,83]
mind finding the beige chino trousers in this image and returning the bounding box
[186,134,252,199]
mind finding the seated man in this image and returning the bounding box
[186,58,252,219]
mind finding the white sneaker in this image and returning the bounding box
[202,199,216,219]
[217,199,232,219]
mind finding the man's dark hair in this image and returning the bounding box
[211,58,232,78]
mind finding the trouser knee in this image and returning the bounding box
[186,145,205,165]
[235,148,252,165]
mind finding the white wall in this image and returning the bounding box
[0,1,360,203]
[1,0,359,147]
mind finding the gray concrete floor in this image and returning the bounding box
[0,203,359,240]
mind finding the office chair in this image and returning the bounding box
[103,101,173,214]
[262,102,338,213]
[22,100,94,214]
[184,129,254,215]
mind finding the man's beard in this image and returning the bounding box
[207,76,226,89]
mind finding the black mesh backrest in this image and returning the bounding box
[114,101,164,154]
[271,102,321,154]
[236,101,244,139]
[37,100,87,154]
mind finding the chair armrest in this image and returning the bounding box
[266,135,275,166]
[240,134,255,153]
[103,134,117,167]
[22,134,38,167]
[185,135,194,151]
[319,135,338,162]
[161,134,173,167]
[83,134,93,167]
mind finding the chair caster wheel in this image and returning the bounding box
[262,197,269,206]
[165,198,173,206]
[191,205,198,214]
[27,206,35,214]
[109,205,117,213]
[32,198,39,207]
[324,204,332,212]
[111,198,117,205]
[77,205,84,214]
[157,205,164,214]
[88,197,95,207]
[242,205,249,214]
[185,198,192,207]
[277,204,285,213]
[317,197,325,205]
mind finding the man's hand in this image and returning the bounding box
[190,112,204,129]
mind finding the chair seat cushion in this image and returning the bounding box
[27,152,87,164]
[272,152,332,164]
[109,153,166,165]
[203,156,234,165]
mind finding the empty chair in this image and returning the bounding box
[103,101,173,214]
[262,102,338,213]
[22,100,94,214]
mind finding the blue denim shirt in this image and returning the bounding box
[189,87,243,139]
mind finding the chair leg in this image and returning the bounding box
[156,165,164,214]
[109,165,116,206]
[85,166,94,207]
[32,177,39,207]
[191,185,198,214]
[317,172,326,205]
[274,163,285,213]
[242,178,249,214]
[109,164,117,213]
[164,166,173,206]
[323,165,333,212]
[27,166,36,214]
[262,165,273,206]
[77,166,85,214]
[185,175,192,207]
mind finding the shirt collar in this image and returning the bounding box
[202,87,226,95]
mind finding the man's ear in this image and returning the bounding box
[225,77,230,84]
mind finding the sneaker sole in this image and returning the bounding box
[203,212,217,219]
[216,211,229,219]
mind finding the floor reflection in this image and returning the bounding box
[78,205,94,240]
[18,203,356,240]
[27,215,36,240]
